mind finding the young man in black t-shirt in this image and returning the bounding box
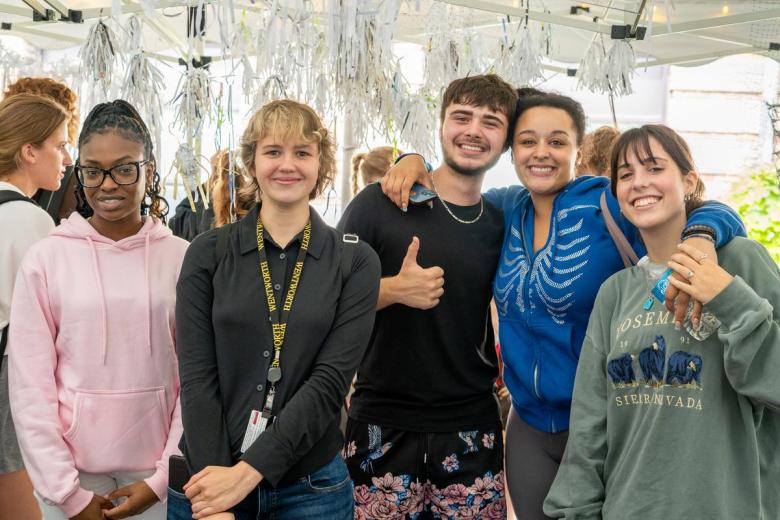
[338,75,517,519]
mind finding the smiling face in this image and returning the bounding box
[27,121,72,192]
[512,106,580,201]
[253,136,320,208]
[614,136,698,233]
[78,131,150,228]
[439,103,509,177]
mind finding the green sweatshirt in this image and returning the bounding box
[544,237,780,520]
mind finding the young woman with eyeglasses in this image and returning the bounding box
[8,100,187,520]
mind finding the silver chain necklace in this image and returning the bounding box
[430,171,484,224]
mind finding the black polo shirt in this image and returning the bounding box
[176,205,380,487]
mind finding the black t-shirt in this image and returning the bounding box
[338,183,504,431]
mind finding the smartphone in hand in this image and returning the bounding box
[409,183,436,205]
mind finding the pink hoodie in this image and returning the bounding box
[8,213,188,517]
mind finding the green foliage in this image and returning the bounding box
[726,169,780,263]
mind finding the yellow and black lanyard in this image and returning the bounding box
[256,215,311,422]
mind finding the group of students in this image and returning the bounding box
[0,71,776,520]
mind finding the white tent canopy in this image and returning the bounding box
[2,1,779,67]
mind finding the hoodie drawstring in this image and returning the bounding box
[144,233,152,357]
[85,237,109,365]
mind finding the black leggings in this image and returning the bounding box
[505,407,569,520]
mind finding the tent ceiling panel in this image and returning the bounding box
[1,0,778,66]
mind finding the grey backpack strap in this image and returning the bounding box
[600,191,639,268]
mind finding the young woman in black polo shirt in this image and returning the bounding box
[173,100,380,520]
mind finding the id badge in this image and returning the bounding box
[240,410,269,453]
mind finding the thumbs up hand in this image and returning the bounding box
[378,237,445,310]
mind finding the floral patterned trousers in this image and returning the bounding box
[343,418,506,519]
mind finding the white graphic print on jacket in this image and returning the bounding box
[495,205,595,325]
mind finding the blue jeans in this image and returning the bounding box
[167,455,354,520]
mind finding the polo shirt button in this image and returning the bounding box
[279,253,286,259]
[256,384,264,392]
[263,350,270,358]
[274,284,281,291]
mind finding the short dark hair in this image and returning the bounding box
[75,99,168,222]
[440,75,518,149]
[514,91,587,146]
[609,124,704,215]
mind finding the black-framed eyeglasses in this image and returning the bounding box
[75,160,151,188]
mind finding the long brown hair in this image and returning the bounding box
[610,124,704,215]
[351,146,400,196]
[209,149,255,227]
[0,93,70,178]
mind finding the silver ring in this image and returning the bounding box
[686,270,694,279]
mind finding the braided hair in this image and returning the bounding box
[75,100,168,222]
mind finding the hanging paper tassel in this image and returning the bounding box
[122,15,143,54]
[397,93,437,161]
[576,37,607,93]
[513,24,544,86]
[604,40,636,96]
[121,52,165,162]
[171,143,210,211]
[172,66,211,136]
[79,20,117,96]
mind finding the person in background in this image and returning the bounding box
[169,149,256,240]
[209,149,255,228]
[174,99,379,520]
[4,76,80,223]
[545,124,780,519]
[576,125,619,178]
[0,93,73,520]
[351,146,400,196]
[8,99,186,520]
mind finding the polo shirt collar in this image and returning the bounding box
[238,204,326,259]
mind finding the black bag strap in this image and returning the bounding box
[1,326,7,367]
[339,233,359,422]
[341,233,358,286]
[215,224,231,265]
[0,190,35,207]
[600,191,639,268]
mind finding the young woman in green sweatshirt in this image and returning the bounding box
[544,124,780,520]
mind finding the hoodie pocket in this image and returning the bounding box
[64,387,168,473]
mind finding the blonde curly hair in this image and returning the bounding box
[4,77,79,145]
[239,99,335,202]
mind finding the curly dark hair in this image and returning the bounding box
[75,99,168,222]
